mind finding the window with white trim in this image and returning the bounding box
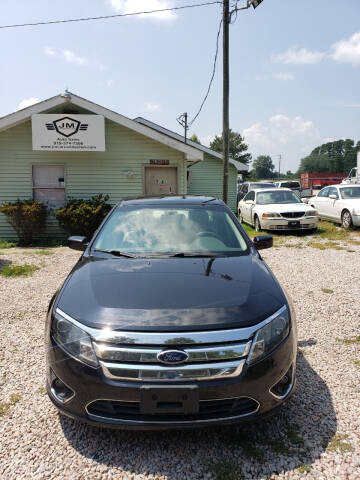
[32,165,66,210]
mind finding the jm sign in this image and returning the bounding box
[32,114,105,151]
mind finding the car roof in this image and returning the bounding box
[117,195,225,207]
[252,187,292,193]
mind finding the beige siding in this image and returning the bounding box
[0,119,186,239]
[188,153,238,212]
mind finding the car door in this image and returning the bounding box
[312,187,330,216]
[241,191,255,223]
[324,186,340,219]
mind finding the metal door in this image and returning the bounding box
[145,167,178,195]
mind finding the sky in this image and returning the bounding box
[1,0,360,172]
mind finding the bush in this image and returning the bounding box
[0,200,48,246]
[55,194,112,239]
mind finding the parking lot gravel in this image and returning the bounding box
[0,241,359,480]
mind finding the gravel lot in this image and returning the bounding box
[0,240,359,480]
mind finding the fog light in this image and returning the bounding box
[270,365,293,399]
[50,370,74,404]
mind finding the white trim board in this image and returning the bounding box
[0,92,203,162]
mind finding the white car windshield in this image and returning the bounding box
[340,187,360,199]
[94,206,248,256]
[257,191,301,205]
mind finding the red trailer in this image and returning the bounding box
[301,173,347,191]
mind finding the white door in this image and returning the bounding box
[313,187,330,216]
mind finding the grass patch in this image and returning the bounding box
[297,465,311,474]
[349,239,360,246]
[337,336,360,345]
[22,249,53,256]
[321,288,334,294]
[0,264,40,277]
[209,461,242,480]
[327,433,353,454]
[307,291,313,295]
[308,240,346,251]
[287,425,304,445]
[353,360,360,367]
[0,239,17,249]
[0,393,22,417]
[37,386,46,395]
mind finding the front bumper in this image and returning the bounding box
[261,216,318,231]
[46,329,297,430]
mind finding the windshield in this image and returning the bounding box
[340,187,360,199]
[280,181,300,189]
[93,206,248,256]
[251,183,274,189]
[257,190,302,205]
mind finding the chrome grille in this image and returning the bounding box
[280,211,305,218]
[56,306,286,382]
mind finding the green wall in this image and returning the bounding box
[0,119,186,239]
[187,153,238,212]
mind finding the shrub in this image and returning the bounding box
[55,194,112,239]
[0,200,47,246]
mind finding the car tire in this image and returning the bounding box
[341,210,353,229]
[254,216,261,232]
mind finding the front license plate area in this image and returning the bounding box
[288,221,300,228]
[140,385,199,415]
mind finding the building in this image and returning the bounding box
[0,92,247,240]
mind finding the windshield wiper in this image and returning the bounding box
[94,249,138,258]
[170,253,217,258]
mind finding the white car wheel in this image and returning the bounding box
[341,210,353,229]
[254,216,261,232]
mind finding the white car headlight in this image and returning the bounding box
[247,307,290,365]
[305,210,318,217]
[52,312,98,367]
[262,212,281,219]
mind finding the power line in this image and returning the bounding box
[0,1,221,30]
[188,17,223,127]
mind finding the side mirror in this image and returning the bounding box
[253,235,273,250]
[68,236,88,251]
[329,194,338,200]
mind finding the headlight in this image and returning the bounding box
[247,307,290,365]
[262,212,281,219]
[52,313,98,367]
[305,210,318,217]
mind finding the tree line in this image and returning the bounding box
[190,131,359,179]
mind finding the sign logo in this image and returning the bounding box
[157,349,189,365]
[46,116,88,138]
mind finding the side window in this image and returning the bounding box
[328,187,339,198]
[318,187,330,198]
[33,165,66,210]
[242,184,249,194]
[244,191,255,202]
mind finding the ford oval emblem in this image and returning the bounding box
[157,349,189,365]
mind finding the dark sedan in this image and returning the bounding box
[46,196,297,429]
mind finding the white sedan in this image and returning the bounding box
[238,188,318,232]
[309,184,360,229]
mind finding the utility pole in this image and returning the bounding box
[222,0,230,204]
[176,112,189,144]
[277,154,282,179]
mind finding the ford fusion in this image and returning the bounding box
[46,196,297,429]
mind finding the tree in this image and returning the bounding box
[298,139,359,174]
[189,134,201,144]
[210,129,252,165]
[252,155,275,179]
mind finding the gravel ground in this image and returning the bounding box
[0,242,359,480]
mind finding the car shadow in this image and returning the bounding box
[59,351,336,479]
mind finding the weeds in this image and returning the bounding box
[297,465,311,474]
[308,241,346,251]
[0,239,17,249]
[0,264,40,277]
[327,433,353,454]
[321,288,334,294]
[209,461,242,480]
[0,393,22,417]
[22,249,53,256]
[337,336,360,345]
[353,360,360,367]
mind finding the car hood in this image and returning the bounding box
[56,255,286,332]
[256,203,312,213]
